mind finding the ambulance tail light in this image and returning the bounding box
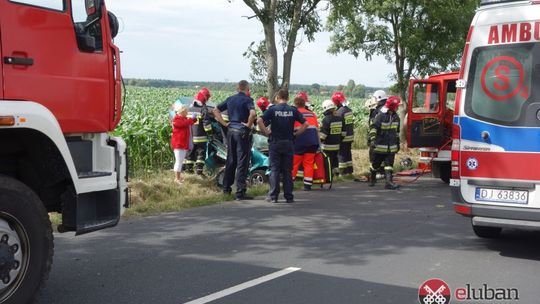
[451,123,461,179]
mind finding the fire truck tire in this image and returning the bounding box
[472,222,502,239]
[439,163,450,184]
[0,176,53,304]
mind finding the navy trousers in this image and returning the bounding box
[268,139,294,201]
[223,128,251,197]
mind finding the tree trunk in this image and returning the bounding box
[264,23,279,100]
[281,0,304,92]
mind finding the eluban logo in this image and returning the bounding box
[418,278,451,304]
[455,284,519,301]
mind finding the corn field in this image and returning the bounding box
[114,86,370,175]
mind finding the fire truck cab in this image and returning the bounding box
[0,1,127,303]
[452,0,540,238]
[407,72,458,183]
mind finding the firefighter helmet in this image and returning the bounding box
[322,99,336,111]
[373,90,387,102]
[256,97,270,111]
[331,91,346,105]
[195,87,211,103]
[385,96,401,112]
[296,91,309,102]
[365,97,378,110]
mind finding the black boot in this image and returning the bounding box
[369,170,377,187]
[384,170,400,190]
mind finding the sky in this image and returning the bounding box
[106,0,395,87]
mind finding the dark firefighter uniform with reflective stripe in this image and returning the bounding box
[320,110,342,173]
[336,104,354,175]
[369,110,400,187]
[184,102,211,175]
[368,99,387,163]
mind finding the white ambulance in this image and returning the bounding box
[452,0,540,237]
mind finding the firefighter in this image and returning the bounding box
[291,96,319,191]
[332,91,354,175]
[365,90,388,182]
[319,99,342,174]
[184,87,212,175]
[256,97,270,113]
[368,96,401,190]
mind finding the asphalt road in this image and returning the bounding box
[37,178,540,304]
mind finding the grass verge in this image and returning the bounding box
[49,149,419,225]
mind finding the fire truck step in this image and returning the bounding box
[78,171,113,179]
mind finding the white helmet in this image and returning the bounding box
[365,97,378,110]
[373,90,387,102]
[322,99,336,111]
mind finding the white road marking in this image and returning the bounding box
[182,267,301,304]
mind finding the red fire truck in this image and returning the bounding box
[0,1,127,303]
[407,72,459,183]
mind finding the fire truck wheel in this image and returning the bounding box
[472,222,502,239]
[0,176,53,304]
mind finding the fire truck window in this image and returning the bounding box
[467,44,533,124]
[446,81,457,111]
[412,83,440,113]
[9,0,64,11]
[71,0,103,52]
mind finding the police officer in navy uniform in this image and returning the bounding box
[213,80,257,200]
[258,89,308,203]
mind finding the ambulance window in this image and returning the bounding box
[412,83,440,113]
[10,0,64,11]
[465,44,533,125]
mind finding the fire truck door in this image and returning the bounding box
[0,0,110,133]
[407,80,446,148]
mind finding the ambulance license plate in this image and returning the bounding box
[475,188,528,205]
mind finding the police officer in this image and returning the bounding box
[213,80,257,200]
[332,91,354,175]
[319,99,343,174]
[369,96,401,190]
[258,89,308,203]
[185,87,212,175]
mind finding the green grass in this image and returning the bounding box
[49,148,419,228]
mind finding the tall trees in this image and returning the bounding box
[240,0,325,98]
[327,0,478,100]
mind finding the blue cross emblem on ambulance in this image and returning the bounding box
[466,157,479,170]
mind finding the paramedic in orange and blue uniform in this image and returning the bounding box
[291,96,320,191]
[258,89,308,203]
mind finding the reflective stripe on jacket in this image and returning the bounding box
[188,102,210,143]
[336,105,354,142]
[369,111,400,154]
[294,107,319,149]
[320,111,343,151]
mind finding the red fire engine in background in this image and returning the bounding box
[407,72,459,184]
[0,1,127,303]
